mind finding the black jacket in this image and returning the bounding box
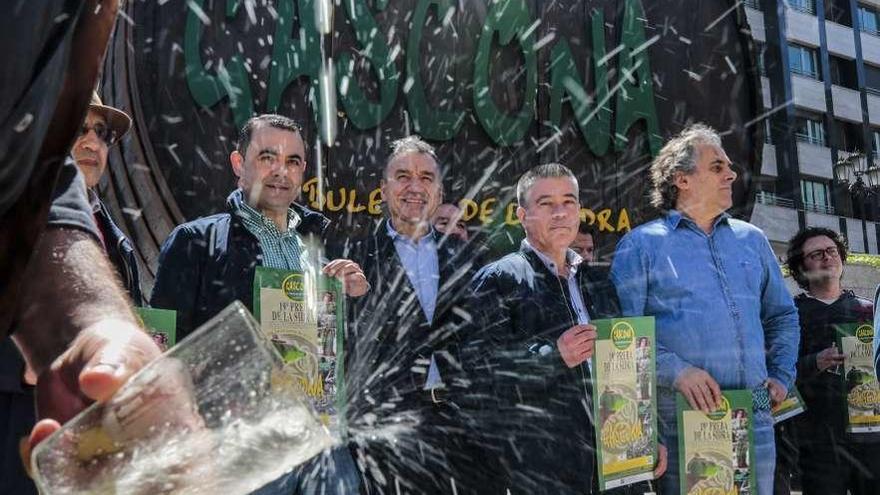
[458,244,620,495]
[344,219,480,494]
[94,196,143,306]
[794,291,878,443]
[150,190,329,341]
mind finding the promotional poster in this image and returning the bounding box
[677,390,755,495]
[253,267,346,430]
[836,322,880,434]
[591,316,657,490]
[135,307,177,352]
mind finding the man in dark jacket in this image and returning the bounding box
[72,91,142,304]
[458,163,665,494]
[785,227,879,495]
[151,114,367,494]
[344,136,481,494]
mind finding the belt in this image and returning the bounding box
[428,387,447,405]
[752,386,771,412]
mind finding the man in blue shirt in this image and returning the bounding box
[610,124,799,494]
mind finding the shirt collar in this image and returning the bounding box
[664,209,731,231]
[386,219,435,244]
[522,239,583,277]
[235,189,301,234]
[88,188,101,213]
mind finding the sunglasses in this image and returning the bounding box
[78,122,118,145]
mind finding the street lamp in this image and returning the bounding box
[833,152,880,252]
[834,152,880,198]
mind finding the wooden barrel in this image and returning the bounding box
[99,0,763,289]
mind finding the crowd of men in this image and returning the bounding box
[1,3,879,494]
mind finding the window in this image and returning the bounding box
[866,64,880,95]
[796,117,826,146]
[834,119,863,152]
[789,0,816,14]
[830,56,858,89]
[859,4,880,35]
[801,179,832,212]
[788,44,819,79]
[873,129,880,156]
[744,0,761,10]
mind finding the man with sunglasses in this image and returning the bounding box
[784,227,879,495]
[70,91,142,304]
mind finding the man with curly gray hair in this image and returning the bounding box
[611,123,800,495]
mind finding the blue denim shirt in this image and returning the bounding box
[610,210,799,396]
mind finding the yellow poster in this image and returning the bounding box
[837,323,880,434]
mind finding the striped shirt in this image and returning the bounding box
[235,193,307,271]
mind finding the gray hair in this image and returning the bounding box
[384,135,438,178]
[649,123,722,210]
[516,163,579,206]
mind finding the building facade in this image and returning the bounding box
[746,0,880,256]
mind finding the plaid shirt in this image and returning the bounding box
[235,194,307,271]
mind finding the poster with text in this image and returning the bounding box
[254,267,345,433]
[591,316,657,490]
[677,390,755,495]
[836,322,880,434]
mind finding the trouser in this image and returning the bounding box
[0,388,37,495]
[772,421,798,495]
[798,425,880,495]
[659,402,776,495]
[251,445,362,495]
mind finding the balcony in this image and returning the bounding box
[805,210,840,229]
[762,143,777,176]
[869,93,880,125]
[746,7,766,42]
[831,85,863,122]
[803,202,836,214]
[825,21,857,58]
[761,77,771,109]
[846,218,867,252]
[796,141,834,178]
[785,7,820,46]
[862,32,880,67]
[751,200,800,244]
[791,74,826,112]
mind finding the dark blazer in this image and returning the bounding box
[94,197,143,306]
[458,244,621,495]
[150,190,329,341]
[344,218,480,494]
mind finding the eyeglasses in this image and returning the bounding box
[78,122,117,145]
[805,246,840,261]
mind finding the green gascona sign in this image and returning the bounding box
[184,0,660,154]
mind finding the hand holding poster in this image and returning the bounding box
[253,267,345,433]
[835,322,880,434]
[771,387,806,424]
[591,316,657,490]
[676,390,755,495]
